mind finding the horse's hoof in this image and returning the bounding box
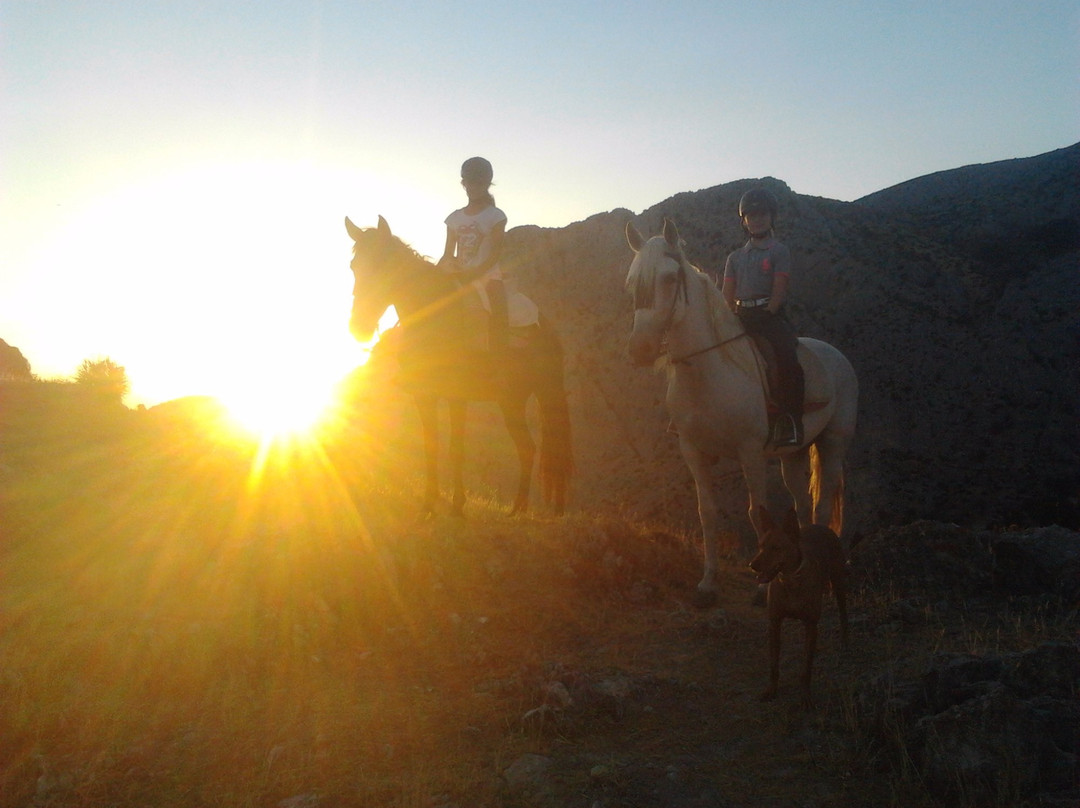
[691,589,718,610]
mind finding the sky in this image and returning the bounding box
[1,1,1077,409]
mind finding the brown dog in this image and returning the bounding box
[749,506,849,705]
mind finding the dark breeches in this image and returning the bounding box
[739,308,804,417]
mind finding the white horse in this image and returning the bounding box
[625,218,858,607]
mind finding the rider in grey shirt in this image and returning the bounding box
[722,187,805,447]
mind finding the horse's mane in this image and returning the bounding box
[691,264,759,375]
[352,228,434,273]
[633,241,755,378]
[628,235,739,340]
[694,265,733,340]
[626,236,729,331]
[625,238,662,310]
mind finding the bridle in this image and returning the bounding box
[641,249,749,366]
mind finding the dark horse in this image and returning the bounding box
[345,216,572,516]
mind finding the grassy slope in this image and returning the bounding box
[0,385,1068,807]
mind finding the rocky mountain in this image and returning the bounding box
[501,143,1080,542]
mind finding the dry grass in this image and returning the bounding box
[0,385,1071,807]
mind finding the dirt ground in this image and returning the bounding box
[1,390,1072,808]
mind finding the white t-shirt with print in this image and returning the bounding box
[444,204,507,281]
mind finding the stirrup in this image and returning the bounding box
[770,414,801,447]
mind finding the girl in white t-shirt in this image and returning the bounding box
[439,156,509,352]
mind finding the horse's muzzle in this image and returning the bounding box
[349,311,376,343]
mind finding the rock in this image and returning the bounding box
[989,525,1080,603]
[922,652,1006,713]
[913,683,1052,803]
[1002,641,1080,699]
[856,643,1080,805]
[504,144,1080,538]
[502,754,555,805]
[278,794,320,808]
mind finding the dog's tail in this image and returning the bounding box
[809,443,844,536]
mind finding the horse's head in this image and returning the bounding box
[624,218,688,366]
[345,215,400,342]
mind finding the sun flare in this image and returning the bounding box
[211,306,399,441]
[14,157,432,412]
[220,383,331,439]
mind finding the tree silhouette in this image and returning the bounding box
[0,339,32,381]
[75,357,130,404]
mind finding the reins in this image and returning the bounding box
[671,331,749,365]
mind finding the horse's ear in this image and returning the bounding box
[345,216,363,242]
[626,221,644,253]
[782,508,800,539]
[377,215,392,240]
[662,217,680,249]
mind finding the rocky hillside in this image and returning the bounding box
[501,143,1080,541]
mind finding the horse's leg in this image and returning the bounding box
[682,441,722,608]
[780,448,813,530]
[500,393,535,515]
[415,394,440,514]
[448,399,467,516]
[741,447,770,549]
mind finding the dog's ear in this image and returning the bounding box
[758,505,775,532]
[782,508,800,539]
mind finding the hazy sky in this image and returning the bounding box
[2,1,1076,407]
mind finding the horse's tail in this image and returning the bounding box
[534,316,573,514]
[808,443,844,536]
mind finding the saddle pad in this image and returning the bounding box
[469,281,540,329]
[506,291,539,329]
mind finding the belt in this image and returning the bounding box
[736,297,771,309]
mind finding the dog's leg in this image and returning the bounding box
[761,614,782,701]
[833,567,850,651]
[801,618,818,707]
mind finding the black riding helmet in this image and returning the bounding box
[460,156,494,185]
[738,187,779,219]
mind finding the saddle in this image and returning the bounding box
[462,283,540,352]
[393,282,541,395]
[469,284,540,329]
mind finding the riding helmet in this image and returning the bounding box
[460,156,494,185]
[738,187,779,219]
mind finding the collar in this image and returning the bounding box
[742,236,776,251]
[776,546,806,585]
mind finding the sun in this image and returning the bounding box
[219,382,332,439]
[211,308,398,442]
[18,156,421,421]
[209,353,349,442]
